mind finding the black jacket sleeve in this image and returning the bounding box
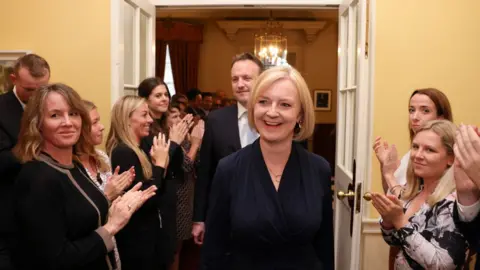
[453,201,480,249]
[200,159,231,269]
[313,158,334,270]
[110,144,165,191]
[0,126,20,181]
[15,166,113,269]
[193,116,215,222]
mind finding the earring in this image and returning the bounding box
[294,122,302,134]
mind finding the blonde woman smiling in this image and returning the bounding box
[107,95,171,270]
[201,66,333,270]
[372,120,468,269]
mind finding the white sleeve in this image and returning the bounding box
[393,151,410,186]
[457,200,480,222]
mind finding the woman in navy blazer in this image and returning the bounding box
[201,66,334,270]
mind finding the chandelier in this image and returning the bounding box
[254,11,288,68]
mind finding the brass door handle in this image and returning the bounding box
[363,192,372,201]
[337,190,355,200]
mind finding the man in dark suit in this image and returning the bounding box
[186,88,207,119]
[0,54,50,269]
[192,52,264,245]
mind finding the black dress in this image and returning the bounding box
[140,135,184,267]
[110,143,166,270]
[14,153,116,270]
[201,140,334,270]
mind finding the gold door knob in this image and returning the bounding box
[363,192,372,201]
[337,190,355,200]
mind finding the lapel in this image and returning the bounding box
[295,142,312,185]
[226,105,241,151]
[295,142,322,211]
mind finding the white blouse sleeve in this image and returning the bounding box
[393,151,410,186]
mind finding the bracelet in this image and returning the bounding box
[388,185,404,197]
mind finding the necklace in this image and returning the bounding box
[266,166,283,182]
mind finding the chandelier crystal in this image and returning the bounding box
[254,12,288,69]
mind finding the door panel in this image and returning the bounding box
[112,0,156,103]
[334,0,370,269]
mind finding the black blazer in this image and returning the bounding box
[110,143,166,270]
[0,91,23,233]
[201,140,334,270]
[14,153,116,270]
[140,136,184,266]
[193,105,309,222]
[193,105,241,222]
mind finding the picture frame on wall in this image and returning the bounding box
[313,89,332,111]
[0,50,31,94]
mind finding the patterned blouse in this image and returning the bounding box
[381,192,468,269]
[84,150,112,191]
[181,140,198,174]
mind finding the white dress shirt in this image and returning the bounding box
[457,199,480,222]
[237,102,259,148]
[12,86,26,109]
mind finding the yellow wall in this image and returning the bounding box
[371,0,480,198]
[367,1,480,268]
[0,0,111,133]
[197,20,338,124]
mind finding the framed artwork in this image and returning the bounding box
[313,89,332,111]
[0,51,31,94]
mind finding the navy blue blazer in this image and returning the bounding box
[193,105,310,223]
[201,139,334,270]
[193,105,241,222]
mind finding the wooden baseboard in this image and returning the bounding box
[362,218,381,234]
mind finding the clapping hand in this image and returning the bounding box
[453,158,480,206]
[103,182,157,235]
[190,119,205,147]
[455,125,480,188]
[169,114,194,145]
[150,132,171,168]
[373,137,400,175]
[371,192,407,229]
[121,182,157,212]
[104,166,135,201]
[373,136,390,164]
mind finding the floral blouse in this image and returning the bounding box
[381,193,468,270]
[84,150,112,191]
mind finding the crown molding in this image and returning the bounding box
[216,20,327,43]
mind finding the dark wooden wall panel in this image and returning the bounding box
[312,124,336,176]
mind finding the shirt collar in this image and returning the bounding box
[12,86,26,109]
[237,102,247,119]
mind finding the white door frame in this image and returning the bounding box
[334,0,374,269]
[111,0,376,268]
[111,0,122,105]
[111,0,156,106]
